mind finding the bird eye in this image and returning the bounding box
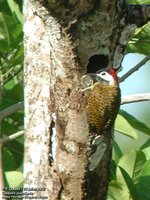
[101,71,106,76]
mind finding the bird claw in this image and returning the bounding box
[81,86,92,92]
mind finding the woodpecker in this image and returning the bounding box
[81,68,121,199]
[85,68,121,135]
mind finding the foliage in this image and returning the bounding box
[108,42,150,200]
[0,0,24,191]
[107,2,150,200]
[0,0,150,199]
[108,139,150,200]
[107,1,150,198]
[126,0,150,55]
[127,0,150,4]
[127,22,150,55]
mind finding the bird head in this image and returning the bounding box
[87,68,119,86]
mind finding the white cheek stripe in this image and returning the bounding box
[97,73,116,86]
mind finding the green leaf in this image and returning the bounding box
[3,83,23,104]
[119,110,150,136]
[113,140,123,163]
[117,150,148,200]
[6,139,24,168]
[10,111,24,126]
[0,0,12,14]
[2,121,24,168]
[115,114,138,139]
[2,121,18,135]
[10,43,24,66]
[141,140,150,160]
[138,160,150,200]
[9,24,23,49]
[0,12,22,51]
[4,78,16,90]
[7,0,23,24]
[108,180,130,200]
[5,171,23,188]
[110,160,117,180]
[140,138,150,150]
[118,150,147,183]
[119,167,141,200]
[127,0,150,4]
[132,151,147,185]
[127,22,150,55]
[0,12,10,50]
[118,151,136,178]
[2,148,16,171]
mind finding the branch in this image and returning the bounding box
[121,93,150,105]
[0,102,24,121]
[119,55,150,83]
[0,131,24,145]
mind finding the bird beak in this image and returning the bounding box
[86,73,103,82]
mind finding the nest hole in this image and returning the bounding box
[87,54,109,73]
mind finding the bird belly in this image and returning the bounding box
[87,83,120,135]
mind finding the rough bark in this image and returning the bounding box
[24,0,138,199]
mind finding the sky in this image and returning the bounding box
[115,53,150,152]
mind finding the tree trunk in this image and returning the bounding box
[24,0,136,199]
